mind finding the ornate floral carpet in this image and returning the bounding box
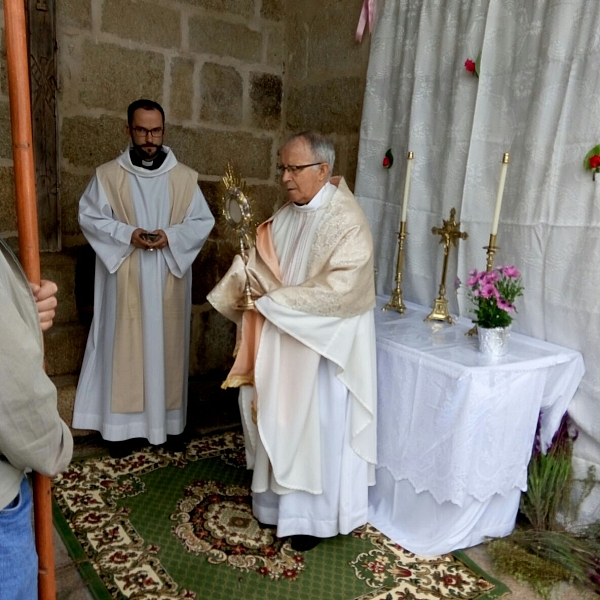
[53,432,509,600]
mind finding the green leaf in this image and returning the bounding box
[383,148,394,169]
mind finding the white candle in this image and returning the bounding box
[491,153,510,235]
[401,151,414,222]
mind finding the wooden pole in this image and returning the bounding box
[3,1,56,599]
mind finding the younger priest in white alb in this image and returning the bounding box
[208,131,377,551]
[73,99,215,457]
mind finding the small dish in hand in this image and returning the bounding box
[140,232,160,243]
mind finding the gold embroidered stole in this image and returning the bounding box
[96,161,197,413]
[214,177,375,389]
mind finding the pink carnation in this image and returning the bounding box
[467,269,486,287]
[503,265,520,278]
[480,283,498,299]
[497,299,514,312]
[464,262,523,327]
[483,270,500,283]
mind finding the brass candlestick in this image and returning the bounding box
[466,233,500,335]
[383,221,408,313]
[484,233,499,272]
[425,208,468,324]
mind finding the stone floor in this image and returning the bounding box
[464,545,595,600]
[55,529,94,600]
[51,432,595,600]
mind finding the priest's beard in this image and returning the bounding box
[131,141,162,162]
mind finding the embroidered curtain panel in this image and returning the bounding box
[355,0,600,524]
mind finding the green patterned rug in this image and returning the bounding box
[53,432,509,600]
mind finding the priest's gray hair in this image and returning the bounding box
[283,131,335,175]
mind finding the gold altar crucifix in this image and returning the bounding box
[425,208,468,324]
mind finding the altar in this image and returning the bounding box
[368,297,585,556]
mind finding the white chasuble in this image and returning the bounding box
[73,147,214,444]
[209,178,377,538]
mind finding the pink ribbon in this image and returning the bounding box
[356,0,377,42]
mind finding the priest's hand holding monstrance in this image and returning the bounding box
[220,164,256,310]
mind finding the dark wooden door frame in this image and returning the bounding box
[27,0,59,251]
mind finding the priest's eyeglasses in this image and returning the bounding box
[131,126,164,137]
[276,162,323,176]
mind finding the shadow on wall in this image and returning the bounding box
[74,244,96,325]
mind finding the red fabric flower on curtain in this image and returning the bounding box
[465,59,476,73]
[589,155,600,169]
[383,149,394,168]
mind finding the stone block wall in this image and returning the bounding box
[8,0,286,381]
[56,0,284,239]
[0,0,371,426]
[283,0,371,190]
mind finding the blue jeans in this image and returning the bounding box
[0,477,38,600]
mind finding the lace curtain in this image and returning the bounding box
[355,0,600,524]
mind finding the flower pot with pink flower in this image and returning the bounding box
[461,266,524,356]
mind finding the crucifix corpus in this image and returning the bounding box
[425,208,468,324]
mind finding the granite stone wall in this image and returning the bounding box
[0,0,370,426]
[283,0,370,190]
[56,0,285,323]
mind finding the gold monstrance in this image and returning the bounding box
[220,164,256,310]
[425,208,468,324]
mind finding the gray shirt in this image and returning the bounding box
[0,239,73,510]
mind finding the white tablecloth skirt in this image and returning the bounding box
[368,466,521,557]
[369,298,584,557]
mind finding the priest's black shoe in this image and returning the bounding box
[107,440,137,459]
[162,433,186,453]
[290,535,321,552]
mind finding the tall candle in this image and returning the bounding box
[491,152,510,236]
[401,151,414,222]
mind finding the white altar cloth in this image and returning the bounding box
[368,297,585,556]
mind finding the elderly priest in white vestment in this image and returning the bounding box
[73,99,215,457]
[208,131,377,551]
